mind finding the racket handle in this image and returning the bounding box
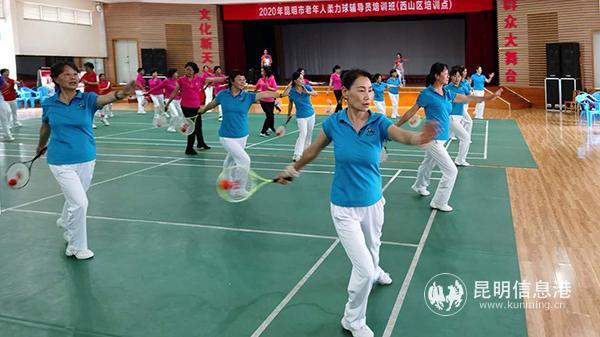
[272,177,293,183]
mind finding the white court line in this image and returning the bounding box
[96,126,157,139]
[382,210,437,337]
[6,208,417,248]
[250,239,340,337]
[0,158,182,214]
[484,120,489,159]
[246,121,324,149]
[383,169,403,192]
[10,135,487,159]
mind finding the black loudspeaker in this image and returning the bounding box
[545,78,560,110]
[141,48,167,74]
[560,78,581,106]
[546,43,561,78]
[152,49,167,75]
[560,42,580,78]
[141,49,153,74]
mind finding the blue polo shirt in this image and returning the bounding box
[416,85,455,141]
[372,82,388,102]
[216,89,257,138]
[461,79,471,94]
[41,91,98,165]
[288,84,315,119]
[322,109,392,207]
[386,77,400,94]
[445,83,469,116]
[471,73,486,90]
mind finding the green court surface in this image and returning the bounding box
[0,111,530,337]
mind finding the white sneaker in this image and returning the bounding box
[341,320,374,337]
[430,203,453,212]
[455,160,471,167]
[102,117,110,126]
[4,134,15,142]
[166,126,176,133]
[218,115,223,122]
[14,121,23,127]
[411,184,430,196]
[56,217,66,229]
[376,271,393,285]
[63,231,69,242]
[65,246,94,260]
[137,111,146,114]
[451,136,457,140]
[259,132,269,137]
[92,124,97,129]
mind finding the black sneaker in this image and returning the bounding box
[185,148,198,155]
[197,144,211,150]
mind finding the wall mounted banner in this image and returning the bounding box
[223,0,493,21]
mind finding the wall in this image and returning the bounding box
[103,2,221,82]
[497,0,600,89]
[0,0,17,74]
[12,0,107,57]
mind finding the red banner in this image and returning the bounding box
[223,0,493,21]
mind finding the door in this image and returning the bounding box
[594,31,600,89]
[115,40,138,84]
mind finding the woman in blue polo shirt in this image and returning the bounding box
[36,62,136,260]
[199,70,289,195]
[398,63,502,212]
[460,66,473,135]
[471,65,495,119]
[386,70,401,118]
[275,69,437,337]
[288,71,317,162]
[446,66,472,166]
[371,74,388,115]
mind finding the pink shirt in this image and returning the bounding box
[148,78,164,95]
[159,78,181,100]
[330,73,342,90]
[136,74,146,90]
[178,74,205,107]
[256,75,277,102]
[212,74,227,95]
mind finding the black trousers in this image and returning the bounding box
[334,90,343,112]
[260,101,276,133]
[182,106,207,149]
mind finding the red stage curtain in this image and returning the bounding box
[223,21,247,73]
[465,10,498,83]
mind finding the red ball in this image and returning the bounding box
[218,179,234,190]
[8,178,17,186]
[180,125,188,132]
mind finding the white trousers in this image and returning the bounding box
[150,94,165,116]
[168,99,184,128]
[0,101,13,137]
[473,90,485,119]
[331,197,387,330]
[205,86,213,106]
[220,136,251,192]
[6,100,18,125]
[462,104,473,136]
[293,114,315,160]
[450,115,471,163]
[388,93,399,118]
[135,90,146,113]
[49,160,95,250]
[374,100,386,115]
[414,140,458,206]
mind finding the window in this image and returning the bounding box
[22,2,92,26]
[59,8,75,24]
